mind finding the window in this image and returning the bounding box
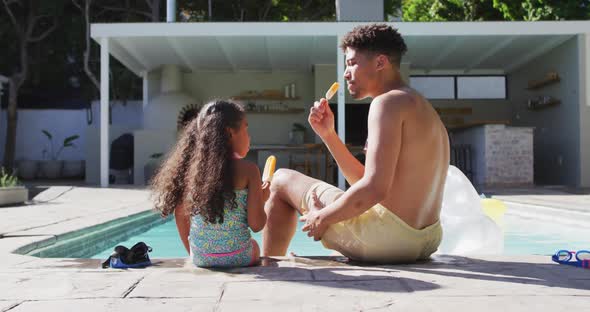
[457,76,506,99]
[410,76,455,99]
[410,75,507,100]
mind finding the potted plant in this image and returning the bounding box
[62,159,85,179]
[0,168,28,206]
[16,158,39,180]
[39,130,80,179]
[289,123,307,145]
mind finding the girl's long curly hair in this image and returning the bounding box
[150,100,245,224]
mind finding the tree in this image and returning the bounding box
[178,0,335,22]
[384,0,403,20]
[463,0,503,21]
[398,0,589,21]
[71,0,99,92]
[1,0,62,171]
[401,0,504,21]
[95,0,163,22]
[493,0,590,21]
[70,0,154,108]
[402,0,436,21]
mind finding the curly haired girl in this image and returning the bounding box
[151,100,269,267]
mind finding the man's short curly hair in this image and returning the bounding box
[340,24,407,67]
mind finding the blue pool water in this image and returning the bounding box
[91,212,590,260]
[92,220,331,260]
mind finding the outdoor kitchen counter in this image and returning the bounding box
[449,124,534,189]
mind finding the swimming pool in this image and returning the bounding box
[91,205,590,260]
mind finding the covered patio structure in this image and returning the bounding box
[91,21,590,189]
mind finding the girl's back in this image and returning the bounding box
[190,188,250,254]
[189,159,265,267]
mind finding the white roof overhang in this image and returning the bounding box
[91,21,589,76]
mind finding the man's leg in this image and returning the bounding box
[263,168,322,256]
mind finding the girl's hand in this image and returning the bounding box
[261,181,271,202]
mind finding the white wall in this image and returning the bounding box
[89,100,144,129]
[0,101,142,181]
[1,109,88,162]
[579,34,590,187]
[184,71,314,145]
[509,37,581,186]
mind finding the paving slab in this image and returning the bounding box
[9,298,215,312]
[0,301,22,312]
[0,270,147,300]
[1,186,589,311]
[0,187,152,237]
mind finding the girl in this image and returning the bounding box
[151,100,269,267]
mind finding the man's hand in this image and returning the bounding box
[261,181,270,202]
[300,190,328,241]
[308,98,335,140]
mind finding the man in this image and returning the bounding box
[263,24,449,263]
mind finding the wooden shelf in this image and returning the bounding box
[231,96,300,101]
[246,108,305,114]
[527,73,560,90]
[435,107,473,116]
[527,99,561,111]
[447,120,511,130]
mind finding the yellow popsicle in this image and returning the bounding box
[325,82,339,100]
[262,155,277,182]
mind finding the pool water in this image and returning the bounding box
[92,220,331,260]
[91,212,590,260]
[502,213,588,255]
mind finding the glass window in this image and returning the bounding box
[457,76,506,99]
[410,76,455,99]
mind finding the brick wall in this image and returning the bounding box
[484,125,534,186]
[452,124,534,188]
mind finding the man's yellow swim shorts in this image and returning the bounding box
[301,181,442,263]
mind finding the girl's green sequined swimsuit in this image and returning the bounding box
[189,189,253,267]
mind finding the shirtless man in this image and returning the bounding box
[262,24,450,263]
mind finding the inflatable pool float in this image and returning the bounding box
[437,165,504,255]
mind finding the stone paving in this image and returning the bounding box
[0,186,589,311]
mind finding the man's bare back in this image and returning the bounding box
[377,87,449,230]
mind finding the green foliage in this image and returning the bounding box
[429,0,465,21]
[402,0,467,21]
[403,0,436,21]
[397,0,588,21]
[41,129,80,160]
[384,0,403,20]
[462,0,504,20]
[493,0,590,21]
[178,0,335,22]
[0,167,19,188]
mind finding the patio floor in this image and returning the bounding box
[0,186,588,311]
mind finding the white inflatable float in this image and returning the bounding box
[437,165,505,255]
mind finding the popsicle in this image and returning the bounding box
[325,82,339,100]
[262,155,277,182]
